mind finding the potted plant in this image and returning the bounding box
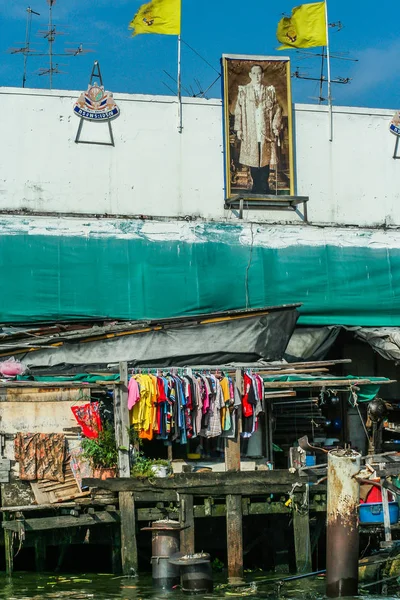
[81,424,118,480]
[150,459,170,478]
[131,451,171,479]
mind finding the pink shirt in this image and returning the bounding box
[127,377,140,410]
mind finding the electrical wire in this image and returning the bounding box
[180,39,221,75]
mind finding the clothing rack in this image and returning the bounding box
[123,359,352,378]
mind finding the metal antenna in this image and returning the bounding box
[200,74,221,99]
[291,22,354,104]
[8,7,41,88]
[48,0,55,88]
[293,68,350,86]
[10,1,93,89]
[24,7,40,87]
[162,70,192,96]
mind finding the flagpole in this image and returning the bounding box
[324,0,333,141]
[177,34,183,133]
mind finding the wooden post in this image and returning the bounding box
[34,535,47,572]
[111,525,122,574]
[225,369,242,472]
[4,529,13,576]
[114,362,130,476]
[226,494,243,584]
[114,362,138,576]
[292,496,312,573]
[180,494,195,554]
[119,491,137,575]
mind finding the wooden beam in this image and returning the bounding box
[89,481,322,496]
[1,502,79,513]
[137,507,179,521]
[2,511,120,532]
[179,494,195,554]
[226,494,243,583]
[266,360,352,369]
[261,368,329,376]
[225,369,242,472]
[264,391,296,399]
[85,470,304,491]
[136,501,326,522]
[83,472,328,497]
[133,491,178,503]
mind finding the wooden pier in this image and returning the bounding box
[83,470,327,580]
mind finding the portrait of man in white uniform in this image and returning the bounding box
[223,56,294,198]
[234,65,283,194]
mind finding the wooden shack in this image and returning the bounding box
[0,358,394,578]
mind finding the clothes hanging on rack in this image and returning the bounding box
[127,371,257,444]
[126,370,264,445]
[242,372,264,438]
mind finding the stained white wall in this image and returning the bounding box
[1,87,399,226]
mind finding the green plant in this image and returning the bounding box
[81,424,118,470]
[212,558,225,572]
[130,451,170,478]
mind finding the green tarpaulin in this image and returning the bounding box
[1,222,399,326]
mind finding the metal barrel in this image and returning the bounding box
[169,552,213,594]
[181,563,213,593]
[326,449,361,598]
[150,520,181,589]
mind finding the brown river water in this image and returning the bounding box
[0,573,396,600]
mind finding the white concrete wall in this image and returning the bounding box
[1,87,399,227]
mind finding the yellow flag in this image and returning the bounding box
[276,2,327,49]
[129,0,181,35]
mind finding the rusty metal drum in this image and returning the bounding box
[142,520,181,589]
[326,449,361,598]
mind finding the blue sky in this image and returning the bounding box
[0,0,398,109]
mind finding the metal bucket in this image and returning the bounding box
[169,552,213,594]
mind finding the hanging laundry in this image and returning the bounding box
[71,401,102,439]
[14,432,66,483]
[242,372,264,439]
[126,369,262,448]
[127,377,140,410]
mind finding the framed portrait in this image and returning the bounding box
[222,54,295,199]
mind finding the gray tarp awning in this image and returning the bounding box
[285,326,400,365]
[18,308,299,369]
[284,326,341,362]
[347,327,400,364]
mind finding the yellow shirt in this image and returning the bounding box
[130,374,155,431]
